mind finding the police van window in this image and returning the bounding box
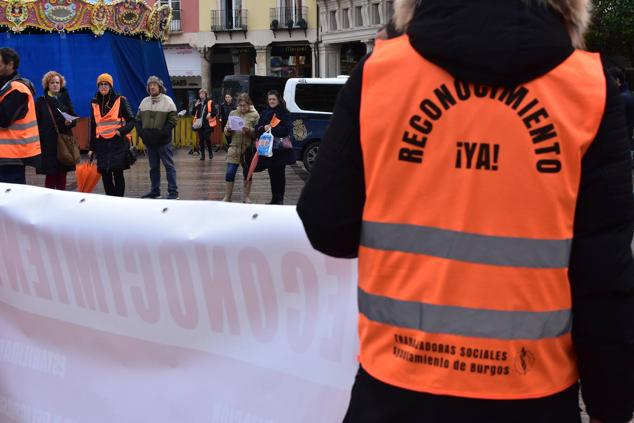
[295,84,343,113]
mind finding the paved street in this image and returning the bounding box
[25,148,310,204]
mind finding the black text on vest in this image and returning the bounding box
[455,142,500,171]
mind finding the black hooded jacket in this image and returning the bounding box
[89,91,135,172]
[297,1,634,422]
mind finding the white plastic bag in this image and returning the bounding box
[257,129,274,157]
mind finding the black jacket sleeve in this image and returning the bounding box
[61,91,78,129]
[296,56,368,258]
[0,89,28,128]
[117,96,135,136]
[255,112,268,137]
[569,68,634,423]
[89,106,96,152]
[271,110,292,138]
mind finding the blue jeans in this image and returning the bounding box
[225,162,247,182]
[147,143,178,196]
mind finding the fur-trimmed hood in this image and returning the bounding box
[393,0,590,48]
[387,0,585,87]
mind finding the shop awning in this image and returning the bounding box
[164,46,202,77]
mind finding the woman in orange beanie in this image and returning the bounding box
[88,73,135,196]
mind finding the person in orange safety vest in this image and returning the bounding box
[88,73,135,197]
[297,1,634,422]
[0,47,41,185]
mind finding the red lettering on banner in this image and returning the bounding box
[238,248,278,343]
[282,252,318,353]
[21,225,52,300]
[159,244,199,330]
[0,216,30,294]
[102,238,128,317]
[195,245,240,335]
[320,258,354,362]
[40,231,69,304]
[123,239,160,323]
[61,231,108,312]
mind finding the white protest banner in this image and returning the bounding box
[0,183,359,423]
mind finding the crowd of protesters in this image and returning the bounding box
[0,47,299,204]
[0,40,631,206]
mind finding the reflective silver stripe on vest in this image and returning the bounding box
[361,221,571,268]
[99,128,118,135]
[0,135,40,145]
[96,120,121,127]
[8,120,38,131]
[358,287,572,340]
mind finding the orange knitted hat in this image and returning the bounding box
[96,73,113,87]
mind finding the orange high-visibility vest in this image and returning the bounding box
[0,80,40,159]
[358,35,606,399]
[207,100,217,128]
[92,97,130,141]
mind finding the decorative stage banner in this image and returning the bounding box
[0,0,171,40]
[0,183,359,423]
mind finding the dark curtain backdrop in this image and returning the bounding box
[0,31,173,116]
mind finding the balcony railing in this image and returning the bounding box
[269,6,309,29]
[169,19,181,32]
[211,9,248,32]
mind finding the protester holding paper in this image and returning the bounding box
[35,71,78,190]
[255,90,294,205]
[222,93,258,202]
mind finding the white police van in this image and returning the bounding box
[284,76,348,171]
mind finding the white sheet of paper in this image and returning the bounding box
[58,108,80,122]
[228,115,245,131]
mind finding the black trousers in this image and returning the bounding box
[0,165,26,184]
[267,164,286,204]
[102,169,125,197]
[198,131,213,159]
[343,367,581,423]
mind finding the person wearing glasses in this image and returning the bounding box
[88,73,135,196]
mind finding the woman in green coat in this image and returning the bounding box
[222,93,259,202]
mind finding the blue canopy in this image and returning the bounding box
[0,31,173,116]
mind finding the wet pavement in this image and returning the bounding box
[25,148,310,204]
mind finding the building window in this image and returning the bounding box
[329,10,337,31]
[159,0,180,31]
[371,3,380,25]
[279,0,304,24]
[340,42,367,75]
[386,1,394,20]
[341,8,350,29]
[270,45,312,78]
[224,0,243,29]
[354,6,363,27]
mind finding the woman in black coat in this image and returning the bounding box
[255,90,294,204]
[191,88,216,160]
[88,73,135,197]
[35,71,77,190]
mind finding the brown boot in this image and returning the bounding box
[222,181,234,202]
[243,180,252,203]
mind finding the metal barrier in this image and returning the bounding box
[76,116,220,152]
